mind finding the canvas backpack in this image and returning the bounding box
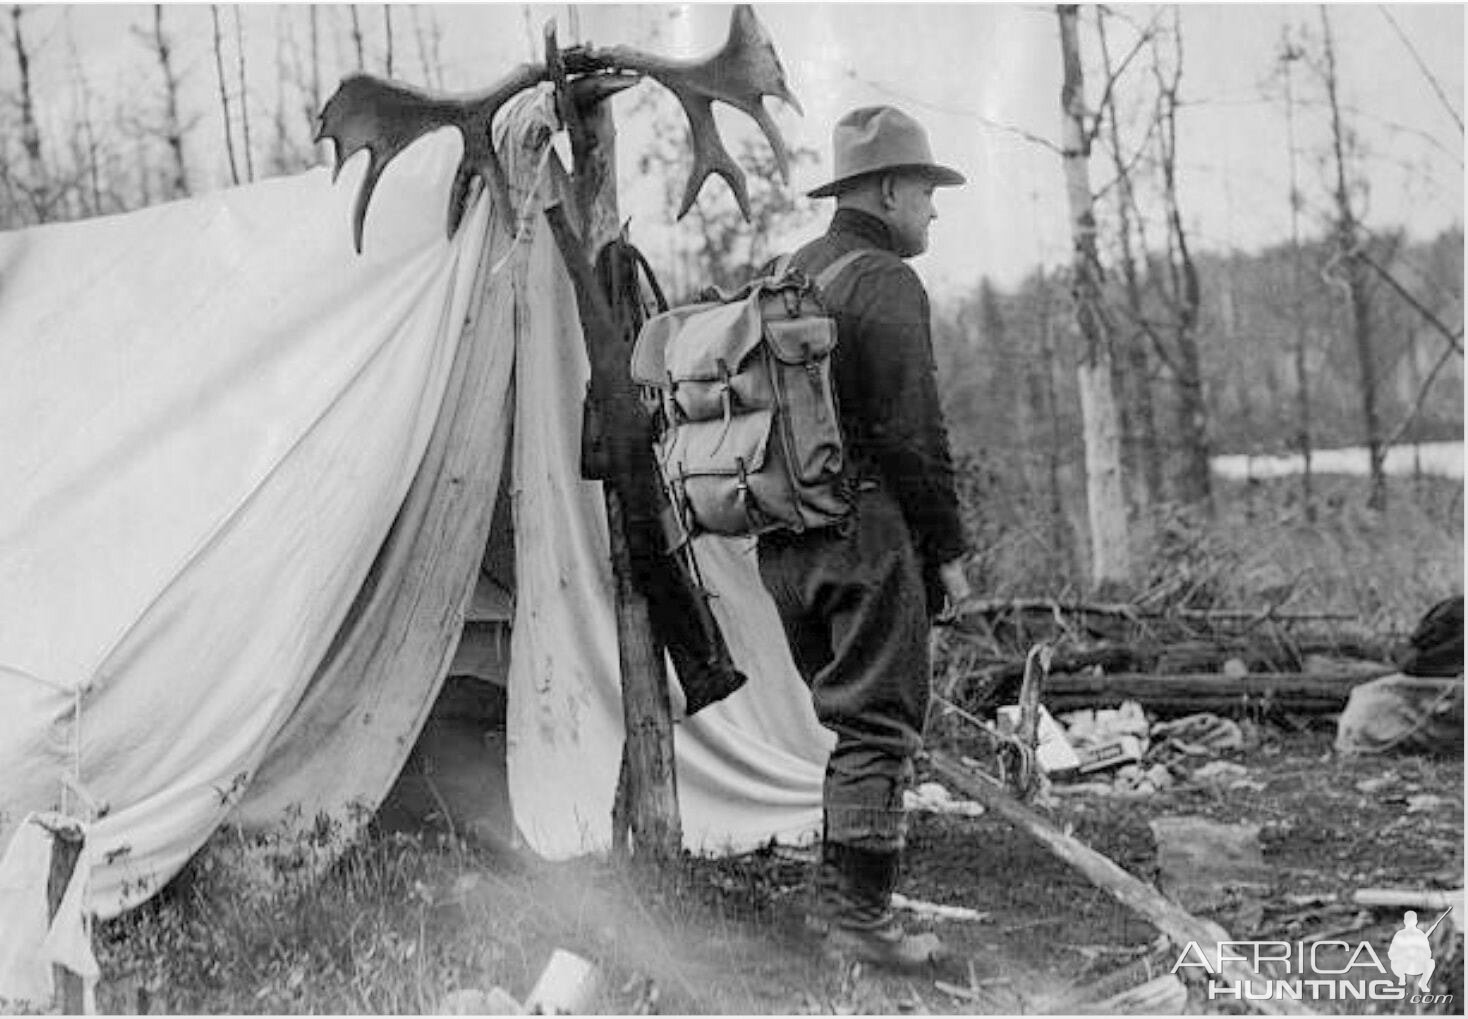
[630,250,873,539]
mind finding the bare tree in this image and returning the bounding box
[211,5,241,185]
[130,122,153,207]
[139,4,191,198]
[1150,10,1211,512]
[1319,5,1386,509]
[1057,3,1131,591]
[308,6,322,119]
[63,15,108,217]
[282,6,324,155]
[7,4,53,221]
[348,4,365,70]
[1020,263,1077,581]
[1095,7,1163,514]
[267,8,299,176]
[1277,25,1316,521]
[232,6,254,182]
[382,4,393,78]
[409,5,444,89]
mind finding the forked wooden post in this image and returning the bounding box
[551,69,682,861]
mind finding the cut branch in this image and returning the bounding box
[929,752,1317,1016]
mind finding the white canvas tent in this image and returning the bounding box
[0,97,830,999]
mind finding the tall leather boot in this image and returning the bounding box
[807,842,944,970]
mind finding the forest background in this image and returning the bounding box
[1,1,1461,599]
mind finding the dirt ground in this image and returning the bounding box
[372,679,1463,1015]
[596,724,1465,1015]
[91,714,1461,1015]
[904,728,1463,1013]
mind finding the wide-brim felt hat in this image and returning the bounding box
[807,105,966,199]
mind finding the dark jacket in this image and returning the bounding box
[788,208,967,573]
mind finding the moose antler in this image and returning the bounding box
[317,4,800,252]
[564,5,802,219]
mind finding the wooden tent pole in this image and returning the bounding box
[43,818,86,1014]
[546,42,681,863]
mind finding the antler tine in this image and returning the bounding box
[581,4,802,221]
[317,68,544,251]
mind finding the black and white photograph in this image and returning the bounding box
[0,2,1461,1014]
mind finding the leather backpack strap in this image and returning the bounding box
[813,248,876,295]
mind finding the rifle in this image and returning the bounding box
[544,204,747,716]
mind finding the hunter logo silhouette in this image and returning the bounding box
[1388,908,1451,993]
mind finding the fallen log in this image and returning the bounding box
[1354,887,1463,913]
[928,751,1316,1016]
[951,597,1356,623]
[1038,670,1393,716]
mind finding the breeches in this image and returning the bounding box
[757,487,931,851]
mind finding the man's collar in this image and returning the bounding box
[829,207,897,252]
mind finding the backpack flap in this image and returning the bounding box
[631,304,709,389]
[660,295,773,422]
[664,294,763,378]
[763,316,837,364]
[764,318,844,487]
[658,408,799,535]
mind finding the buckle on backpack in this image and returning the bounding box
[711,358,735,452]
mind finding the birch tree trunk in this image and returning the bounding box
[1057,4,1131,591]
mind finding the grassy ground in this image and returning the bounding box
[84,473,1462,1014]
[91,733,1463,1015]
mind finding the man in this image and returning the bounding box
[758,106,972,969]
